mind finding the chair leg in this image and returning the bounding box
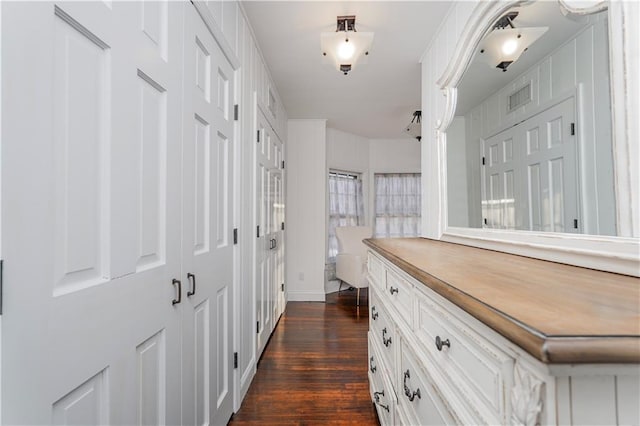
[338,280,344,294]
[357,288,361,306]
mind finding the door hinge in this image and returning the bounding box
[233,228,238,245]
[281,283,284,292]
[282,160,285,169]
[256,321,260,333]
[234,104,239,121]
[281,222,285,231]
[256,225,260,238]
[257,130,260,143]
[0,259,4,315]
[482,156,486,166]
[233,352,238,369]
[570,123,575,136]
[573,219,579,229]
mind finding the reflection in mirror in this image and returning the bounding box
[447,2,616,236]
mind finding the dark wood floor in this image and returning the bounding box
[229,288,379,425]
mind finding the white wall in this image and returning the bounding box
[327,128,369,174]
[369,138,422,173]
[324,130,421,293]
[326,130,422,228]
[286,119,327,301]
[445,117,469,227]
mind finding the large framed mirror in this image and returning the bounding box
[430,0,638,276]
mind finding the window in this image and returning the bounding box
[327,171,364,261]
[374,173,421,238]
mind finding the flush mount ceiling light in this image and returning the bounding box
[477,11,548,72]
[403,111,421,141]
[321,15,374,75]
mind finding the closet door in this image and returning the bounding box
[1,2,183,424]
[483,127,518,230]
[255,109,272,357]
[181,4,235,426]
[271,135,286,320]
[483,97,579,232]
[521,97,579,233]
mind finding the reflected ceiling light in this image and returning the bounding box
[403,111,421,142]
[321,15,373,75]
[478,11,548,72]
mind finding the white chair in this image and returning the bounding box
[335,226,372,306]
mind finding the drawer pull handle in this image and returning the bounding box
[382,328,392,347]
[374,390,390,412]
[389,286,399,295]
[435,335,450,351]
[371,306,379,320]
[369,356,377,373]
[403,370,422,402]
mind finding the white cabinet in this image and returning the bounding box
[367,243,640,426]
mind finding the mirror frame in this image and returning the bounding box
[426,0,639,276]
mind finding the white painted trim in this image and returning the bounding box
[287,291,326,302]
[429,0,640,276]
[442,227,640,276]
[192,1,240,70]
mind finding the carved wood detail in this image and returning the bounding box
[511,363,544,426]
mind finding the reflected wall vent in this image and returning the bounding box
[508,83,532,112]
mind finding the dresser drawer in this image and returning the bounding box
[368,332,383,382]
[369,287,396,370]
[415,287,514,424]
[367,251,386,292]
[385,268,414,327]
[397,338,458,426]
[369,337,396,426]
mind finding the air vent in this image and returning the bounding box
[508,83,532,113]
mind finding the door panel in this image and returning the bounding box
[1,2,183,424]
[182,5,235,426]
[483,97,578,233]
[255,111,270,356]
[522,97,578,232]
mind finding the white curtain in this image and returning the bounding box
[374,173,421,238]
[327,172,364,261]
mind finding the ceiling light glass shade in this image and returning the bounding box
[321,30,374,72]
[403,122,421,140]
[478,26,548,71]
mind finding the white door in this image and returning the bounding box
[483,97,578,232]
[2,2,183,424]
[255,109,272,357]
[521,97,579,233]
[270,135,285,321]
[181,4,235,425]
[483,127,518,230]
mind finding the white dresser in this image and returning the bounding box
[365,238,640,426]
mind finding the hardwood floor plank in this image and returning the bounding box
[229,289,379,426]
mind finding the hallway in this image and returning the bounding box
[229,289,378,425]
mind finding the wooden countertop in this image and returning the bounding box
[364,238,640,364]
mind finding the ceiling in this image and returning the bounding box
[241,1,452,139]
